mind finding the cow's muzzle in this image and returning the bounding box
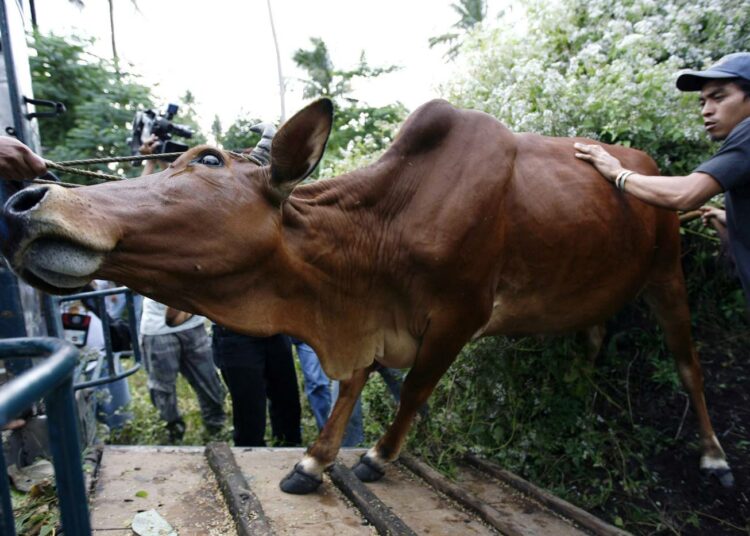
[2,185,107,294]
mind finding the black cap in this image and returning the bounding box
[676,52,750,91]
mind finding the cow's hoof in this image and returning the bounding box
[280,464,323,494]
[703,466,735,488]
[352,454,385,482]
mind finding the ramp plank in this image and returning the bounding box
[90,446,233,535]
[338,450,499,535]
[232,448,375,535]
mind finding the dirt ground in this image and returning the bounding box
[640,325,750,535]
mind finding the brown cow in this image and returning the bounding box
[0,98,734,492]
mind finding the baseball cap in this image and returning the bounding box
[676,52,750,91]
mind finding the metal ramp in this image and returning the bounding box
[90,445,629,536]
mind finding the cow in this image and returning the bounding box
[0,98,734,492]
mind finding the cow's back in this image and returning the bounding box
[374,102,681,336]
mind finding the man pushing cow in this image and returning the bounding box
[575,52,750,310]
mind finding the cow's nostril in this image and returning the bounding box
[7,187,48,214]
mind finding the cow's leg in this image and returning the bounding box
[353,321,471,482]
[643,279,734,487]
[280,364,374,494]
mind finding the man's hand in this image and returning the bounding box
[138,134,160,156]
[0,137,47,180]
[574,142,624,182]
[139,135,165,175]
[700,206,727,227]
[165,306,193,327]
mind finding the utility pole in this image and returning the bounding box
[266,0,286,123]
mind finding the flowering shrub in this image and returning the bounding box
[443,0,750,174]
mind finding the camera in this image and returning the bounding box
[128,103,193,161]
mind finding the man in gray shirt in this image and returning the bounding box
[575,52,750,306]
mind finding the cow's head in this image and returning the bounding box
[0,99,333,308]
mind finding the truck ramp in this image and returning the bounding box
[89,444,628,535]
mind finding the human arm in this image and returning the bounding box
[165,306,193,327]
[574,142,723,211]
[0,136,47,179]
[139,135,164,176]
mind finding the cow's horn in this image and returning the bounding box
[247,122,276,166]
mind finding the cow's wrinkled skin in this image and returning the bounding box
[0,98,733,492]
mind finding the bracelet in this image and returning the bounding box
[614,170,634,191]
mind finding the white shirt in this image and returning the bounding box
[139,298,206,336]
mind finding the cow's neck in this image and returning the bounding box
[271,166,399,379]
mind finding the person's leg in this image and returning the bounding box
[177,326,226,433]
[212,328,268,446]
[377,367,403,404]
[332,380,364,447]
[266,335,302,445]
[293,339,332,431]
[142,333,184,441]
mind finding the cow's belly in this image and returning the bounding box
[478,287,636,337]
[375,327,420,369]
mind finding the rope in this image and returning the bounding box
[33,150,261,187]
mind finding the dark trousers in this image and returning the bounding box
[212,327,301,447]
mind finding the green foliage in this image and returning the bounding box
[443,0,750,175]
[12,482,59,535]
[29,31,155,182]
[29,32,207,183]
[292,37,408,176]
[215,115,262,151]
[429,0,488,60]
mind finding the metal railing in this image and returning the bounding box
[50,287,141,390]
[0,337,91,536]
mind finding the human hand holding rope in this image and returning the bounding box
[0,136,47,180]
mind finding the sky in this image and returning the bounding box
[33,0,509,133]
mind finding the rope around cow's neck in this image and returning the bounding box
[31,150,261,188]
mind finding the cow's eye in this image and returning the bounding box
[196,153,223,167]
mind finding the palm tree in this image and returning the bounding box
[429,0,487,60]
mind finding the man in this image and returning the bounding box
[140,298,226,442]
[575,52,750,305]
[212,327,302,447]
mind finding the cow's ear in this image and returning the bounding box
[269,98,333,200]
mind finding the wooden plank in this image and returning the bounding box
[328,462,417,536]
[205,442,275,536]
[465,454,632,536]
[337,450,499,535]
[399,453,539,536]
[90,446,234,535]
[232,448,375,535]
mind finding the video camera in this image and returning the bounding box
[128,103,193,161]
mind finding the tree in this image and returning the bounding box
[292,37,407,175]
[215,115,263,151]
[29,31,154,181]
[428,0,487,60]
